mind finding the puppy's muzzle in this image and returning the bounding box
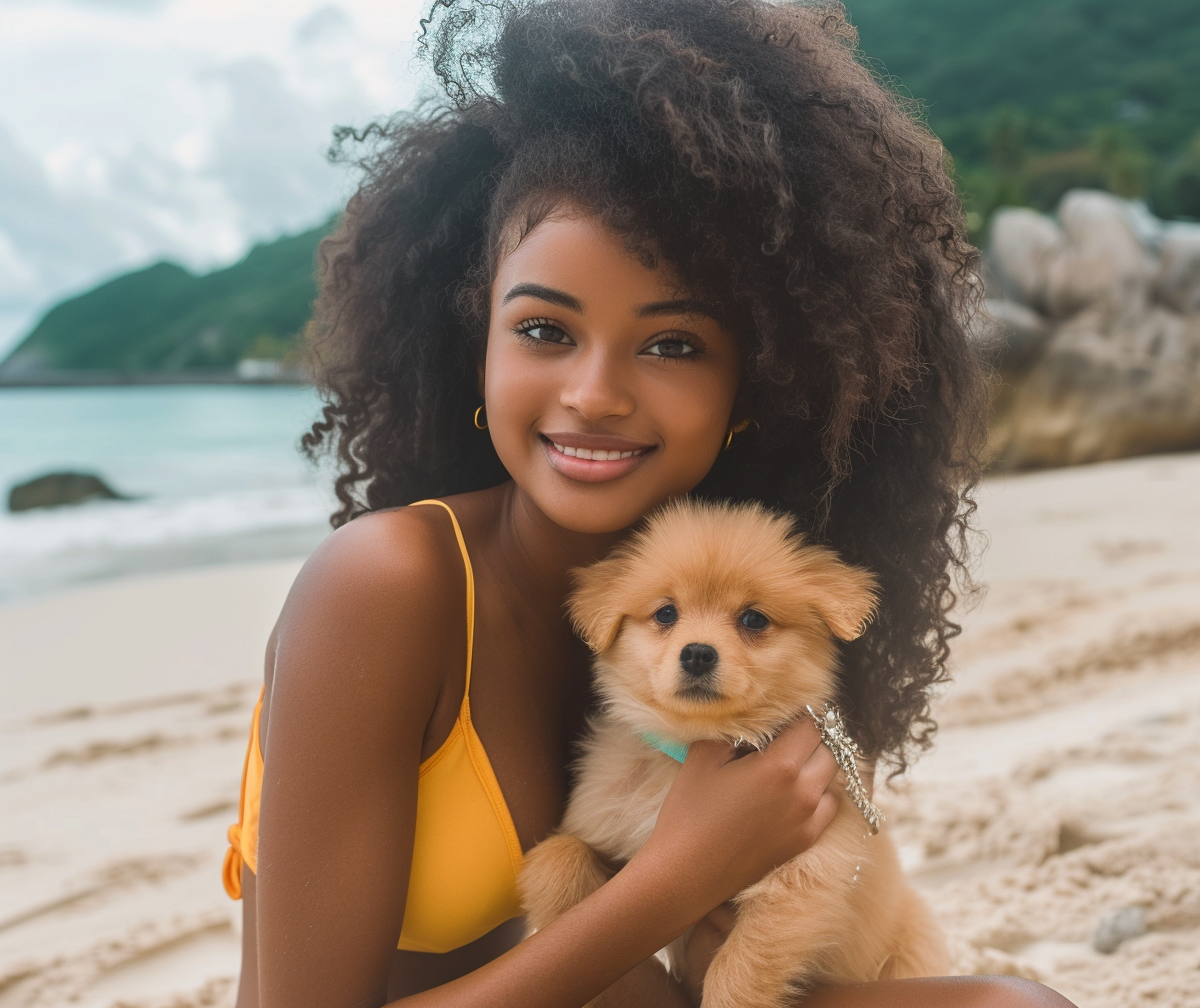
[679,643,718,678]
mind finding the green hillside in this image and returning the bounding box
[7,0,1199,374]
[847,0,1200,229]
[3,220,332,373]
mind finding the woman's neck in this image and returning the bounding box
[486,481,627,618]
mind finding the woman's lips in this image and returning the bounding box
[539,434,655,483]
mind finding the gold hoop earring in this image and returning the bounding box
[473,405,488,430]
[723,417,754,451]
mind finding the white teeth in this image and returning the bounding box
[550,441,645,460]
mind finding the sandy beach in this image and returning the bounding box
[2,453,1198,1008]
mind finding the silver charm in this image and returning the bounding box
[805,702,884,835]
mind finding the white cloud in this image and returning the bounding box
[0,0,431,356]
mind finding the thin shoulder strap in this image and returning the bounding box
[410,500,475,705]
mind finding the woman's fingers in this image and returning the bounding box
[686,714,827,769]
[685,716,841,810]
[651,710,847,905]
[765,713,826,764]
[681,737,739,768]
[807,789,840,842]
[801,732,839,791]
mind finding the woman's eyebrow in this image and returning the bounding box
[502,285,717,321]
[502,282,584,312]
[636,299,717,320]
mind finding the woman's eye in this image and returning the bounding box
[653,604,678,626]
[740,609,769,631]
[642,338,698,359]
[515,321,570,344]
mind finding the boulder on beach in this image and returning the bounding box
[1044,190,1156,319]
[8,472,130,512]
[982,189,1200,470]
[1156,226,1200,315]
[988,207,1065,313]
[971,299,1050,374]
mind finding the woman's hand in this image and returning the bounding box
[636,717,840,924]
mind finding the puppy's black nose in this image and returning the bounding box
[679,643,718,677]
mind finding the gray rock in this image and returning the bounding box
[984,190,1200,470]
[973,299,1051,373]
[1046,190,1155,319]
[8,472,130,512]
[1092,906,1146,954]
[1156,225,1200,315]
[987,208,1065,312]
[990,306,1200,469]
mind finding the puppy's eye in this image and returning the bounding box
[740,609,769,631]
[653,604,678,626]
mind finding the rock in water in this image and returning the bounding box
[8,472,129,512]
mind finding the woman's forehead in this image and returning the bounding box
[492,213,696,312]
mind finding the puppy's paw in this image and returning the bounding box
[519,833,612,932]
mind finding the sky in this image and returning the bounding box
[0,0,432,357]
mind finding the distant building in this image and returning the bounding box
[236,358,283,381]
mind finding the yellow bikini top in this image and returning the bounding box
[223,499,525,954]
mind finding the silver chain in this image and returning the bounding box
[806,702,884,836]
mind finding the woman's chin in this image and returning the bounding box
[518,473,678,536]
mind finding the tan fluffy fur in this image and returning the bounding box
[520,500,948,1008]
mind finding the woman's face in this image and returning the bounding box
[484,208,740,534]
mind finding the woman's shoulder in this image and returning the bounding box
[267,502,478,703]
[289,502,468,610]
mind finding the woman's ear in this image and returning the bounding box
[566,556,631,653]
[796,547,879,642]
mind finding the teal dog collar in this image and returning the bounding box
[641,732,689,763]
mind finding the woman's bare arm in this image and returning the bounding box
[252,510,453,1008]
[247,510,840,1008]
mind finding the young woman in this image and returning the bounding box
[224,1,1076,1005]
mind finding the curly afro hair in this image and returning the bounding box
[303,0,987,772]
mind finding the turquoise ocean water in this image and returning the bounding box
[0,386,334,603]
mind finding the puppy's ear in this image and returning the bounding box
[566,555,632,653]
[798,547,879,642]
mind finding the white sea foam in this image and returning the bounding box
[0,486,332,603]
[0,486,328,558]
[0,386,334,602]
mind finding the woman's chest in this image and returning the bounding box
[456,599,592,852]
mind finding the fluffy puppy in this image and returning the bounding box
[519,500,947,1008]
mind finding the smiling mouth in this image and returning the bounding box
[548,441,649,461]
[538,433,656,483]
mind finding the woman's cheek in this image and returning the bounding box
[482,351,559,473]
[649,369,735,480]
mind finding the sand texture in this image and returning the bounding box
[885,452,1200,1005]
[2,455,1199,1007]
[0,562,300,1008]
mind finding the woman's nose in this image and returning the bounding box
[559,346,635,420]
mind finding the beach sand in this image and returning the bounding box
[2,453,1198,1007]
